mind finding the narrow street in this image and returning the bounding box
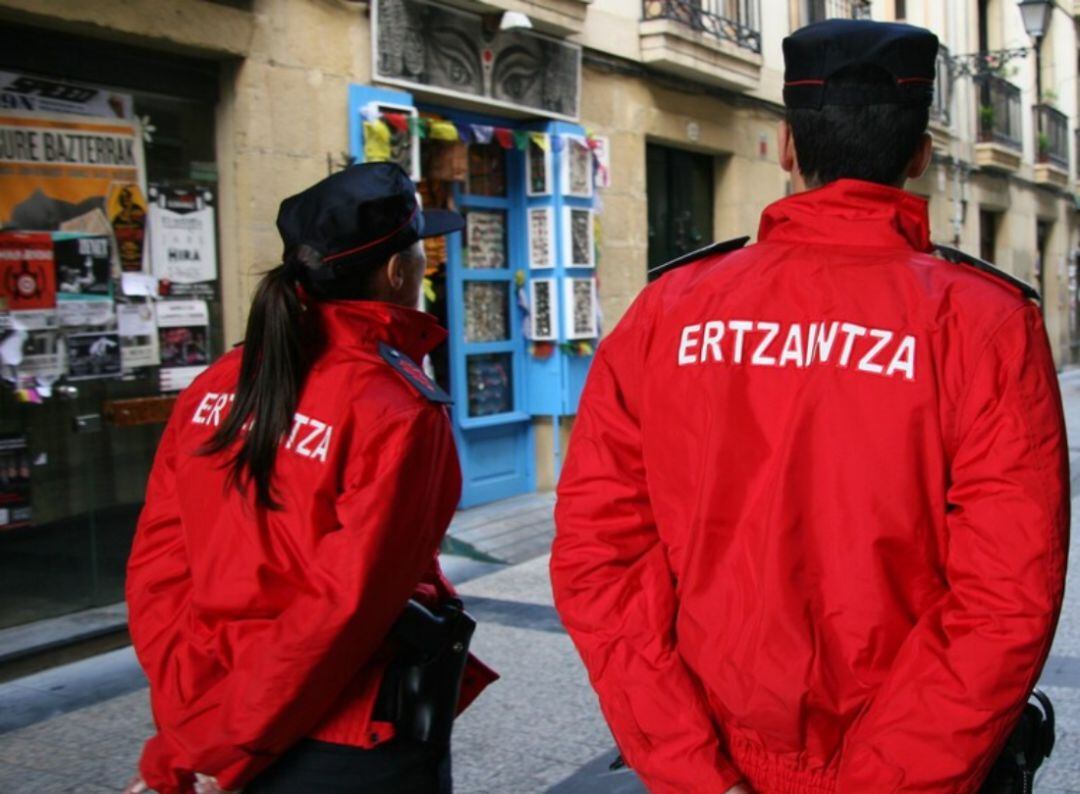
[4,373,1080,793]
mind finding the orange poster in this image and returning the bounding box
[0,111,145,264]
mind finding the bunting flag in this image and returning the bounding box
[494,127,514,149]
[363,120,391,161]
[512,130,530,151]
[471,124,494,144]
[382,113,410,134]
[453,122,473,143]
[528,131,550,151]
[360,104,381,122]
[428,120,459,141]
[408,116,427,140]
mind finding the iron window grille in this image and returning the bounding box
[642,0,763,54]
[976,75,1023,151]
[1034,104,1068,169]
[804,0,872,24]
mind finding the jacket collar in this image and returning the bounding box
[757,179,933,252]
[308,300,447,363]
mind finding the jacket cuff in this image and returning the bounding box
[139,734,194,794]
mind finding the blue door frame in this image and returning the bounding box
[424,104,535,507]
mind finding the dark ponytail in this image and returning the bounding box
[203,263,305,509]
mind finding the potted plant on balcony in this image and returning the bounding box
[978,105,995,142]
[1037,132,1051,163]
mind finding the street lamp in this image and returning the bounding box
[1018,0,1053,104]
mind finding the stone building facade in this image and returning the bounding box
[0,0,1077,630]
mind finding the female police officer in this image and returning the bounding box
[123,162,495,793]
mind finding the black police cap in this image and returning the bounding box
[276,161,464,273]
[783,19,939,110]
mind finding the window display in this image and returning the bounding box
[464,282,510,343]
[465,209,507,269]
[564,206,595,268]
[466,352,513,417]
[529,278,556,341]
[467,143,507,197]
[528,207,553,269]
[563,276,598,340]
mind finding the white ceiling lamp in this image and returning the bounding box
[500,11,533,31]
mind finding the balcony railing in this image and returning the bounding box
[642,0,762,53]
[977,75,1022,151]
[805,0,872,24]
[1034,104,1068,169]
[930,44,951,125]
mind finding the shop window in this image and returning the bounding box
[466,353,514,417]
[979,209,999,263]
[0,29,220,630]
[467,143,508,197]
[464,282,511,342]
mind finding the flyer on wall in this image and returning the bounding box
[156,299,209,391]
[117,302,159,370]
[54,234,112,297]
[146,184,218,298]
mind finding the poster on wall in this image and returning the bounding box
[563,206,595,269]
[562,135,593,198]
[528,207,553,269]
[0,232,56,312]
[0,434,31,531]
[0,111,146,252]
[526,139,551,196]
[0,72,133,118]
[529,278,557,341]
[7,309,62,381]
[67,331,121,380]
[117,302,159,370]
[563,277,598,340]
[147,185,218,297]
[157,299,209,391]
[466,210,506,269]
[107,182,148,273]
[373,0,582,121]
[54,234,112,296]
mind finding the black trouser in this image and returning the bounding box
[246,738,452,794]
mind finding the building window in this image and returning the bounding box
[803,0,872,25]
[646,144,715,279]
[894,0,906,19]
[979,209,999,263]
[641,0,763,53]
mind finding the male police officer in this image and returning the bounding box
[551,19,1069,794]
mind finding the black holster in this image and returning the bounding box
[375,598,476,748]
[980,690,1055,794]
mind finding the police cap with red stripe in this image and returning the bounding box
[783,19,939,110]
[276,161,464,274]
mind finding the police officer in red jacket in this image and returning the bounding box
[552,20,1069,794]
[124,162,496,794]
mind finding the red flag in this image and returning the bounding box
[494,127,514,149]
[382,113,410,134]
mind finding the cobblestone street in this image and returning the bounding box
[3,372,1080,793]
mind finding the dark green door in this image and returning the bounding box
[646,143,715,280]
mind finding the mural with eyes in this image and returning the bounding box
[375,0,580,119]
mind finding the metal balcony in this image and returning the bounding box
[1034,103,1068,169]
[977,75,1023,151]
[641,0,762,53]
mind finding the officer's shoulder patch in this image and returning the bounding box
[378,342,452,404]
[934,244,1041,302]
[648,236,750,279]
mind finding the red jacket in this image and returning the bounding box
[551,180,1069,794]
[127,300,496,793]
